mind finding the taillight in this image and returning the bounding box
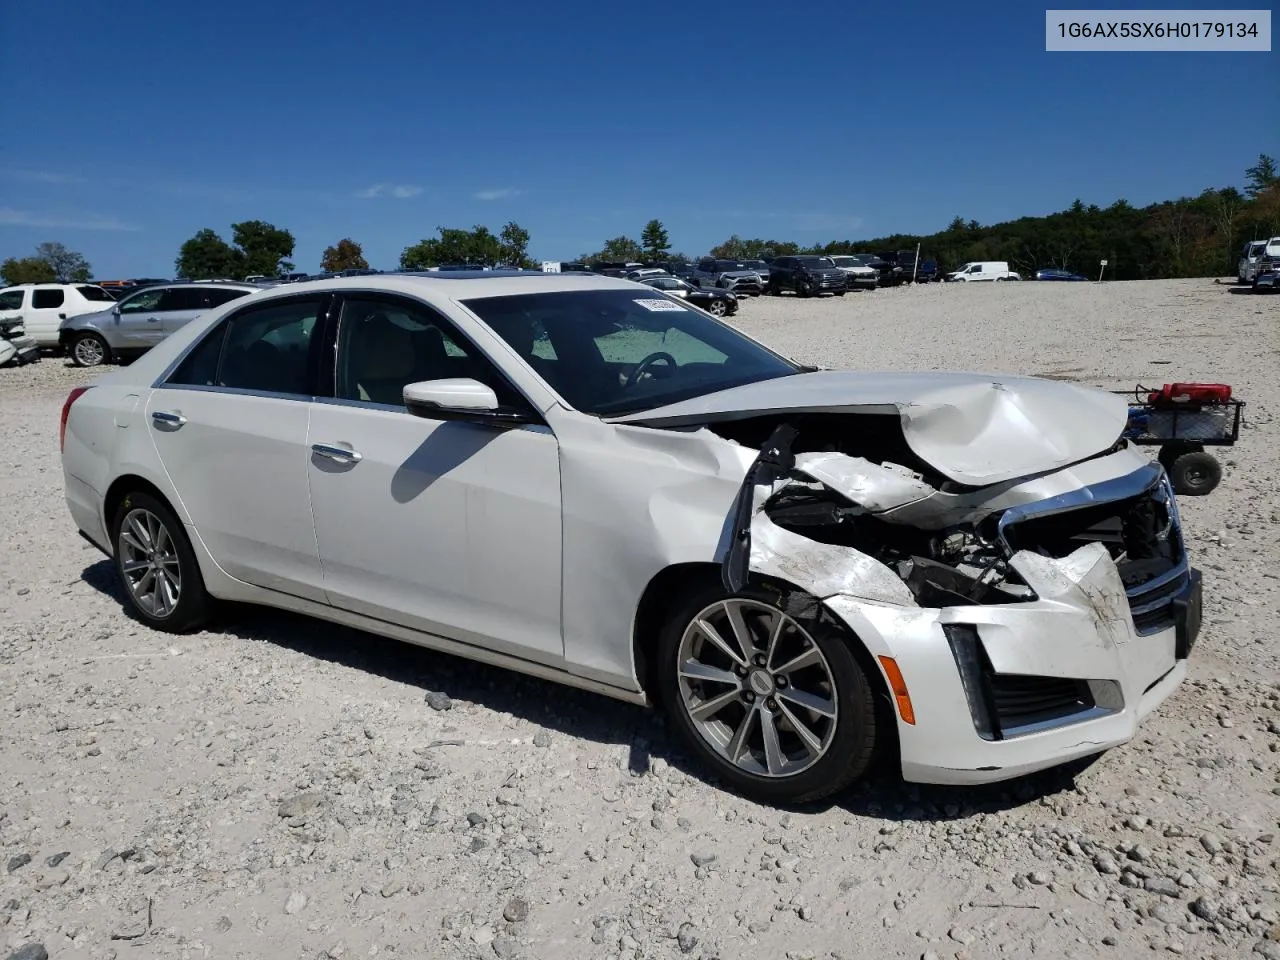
[60,386,91,452]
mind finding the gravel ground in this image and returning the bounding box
[2,278,1278,960]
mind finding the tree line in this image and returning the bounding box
[707,154,1280,280]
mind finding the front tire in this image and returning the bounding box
[706,299,728,317]
[71,332,111,367]
[657,582,879,804]
[111,490,213,632]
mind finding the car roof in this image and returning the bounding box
[242,270,640,303]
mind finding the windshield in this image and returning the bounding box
[828,256,857,267]
[461,289,800,416]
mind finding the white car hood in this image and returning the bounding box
[607,370,1129,486]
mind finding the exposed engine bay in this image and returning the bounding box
[709,414,1181,609]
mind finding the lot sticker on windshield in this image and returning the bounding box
[633,298,686,312]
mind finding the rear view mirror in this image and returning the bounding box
[403,378,536,428]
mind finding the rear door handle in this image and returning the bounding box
[311,442,362,464]
[151,411,186,427]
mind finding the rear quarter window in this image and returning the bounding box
[77,286,115,302]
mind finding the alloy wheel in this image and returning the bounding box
[708,299,728,316]
[73,335,106,367]
[676,598,838,778]
[118,507,182,618]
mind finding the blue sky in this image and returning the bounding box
[1,0,1275,277]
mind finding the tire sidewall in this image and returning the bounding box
[111,490,210,632]
[656,580,878,804]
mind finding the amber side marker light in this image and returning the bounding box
[877,656,916,725]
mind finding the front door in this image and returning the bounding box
[146,293,330,602]
[114,287,170,348]
[305,293,564,664]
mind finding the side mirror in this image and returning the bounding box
[403,378,535,427]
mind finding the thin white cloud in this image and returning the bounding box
[357,183,422,199]
[0,169,86,185]
[475,188,522,201]
[0,207,139,232]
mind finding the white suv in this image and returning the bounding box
[0,283,118,349]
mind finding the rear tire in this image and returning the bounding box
[656,580,879,804]
[111,490,213,633]
[707,299,728,316]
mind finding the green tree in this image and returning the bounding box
[175,228,244,280]
[1,256,56,285]
[498,221,533,268]
[640,219,671,260]
[400,225,505,269]
[34,242,92,281]
[320,238,369,273]
[1244,153,1278,198]
[231,220,296,277]
[580,235,644,262]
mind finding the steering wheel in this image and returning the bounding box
[624,351,677,387]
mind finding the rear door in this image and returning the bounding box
[26,287,67,345]
[114,287,169,347]
[146,293,330,602]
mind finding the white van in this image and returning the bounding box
[0,283,117,348]
[945,261,1022,282]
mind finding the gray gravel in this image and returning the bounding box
[1,278,1277,958]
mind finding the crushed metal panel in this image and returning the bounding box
[790,451,934,513]
[608,370,1129,487]
[748,485,918,606]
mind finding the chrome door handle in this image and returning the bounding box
[311,442,362,464]
[151,411,186,427]
[147,317,160,323]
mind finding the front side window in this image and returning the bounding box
[334,296,524,409]
[462,289,799,416]
[0,290,25,310]
[33,289,65,309]
[119,289,165,313]
[168,296,323,395]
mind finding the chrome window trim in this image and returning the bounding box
[152,383,315,403]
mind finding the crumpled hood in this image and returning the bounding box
[607,370,1129,486]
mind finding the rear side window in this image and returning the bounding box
[205,287,252,307]
[0,290,24,310]
[156,288,205,311]
[77,285,114,302]
[33,289,65,309]
[168,296,325,395]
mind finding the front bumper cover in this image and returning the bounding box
[823,544,1197,785]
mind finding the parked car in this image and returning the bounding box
[58,281,260,367]
[736,259,773,286]
[766,256,849,297]
[945,261,1022,282]
[60,271,1202,803]
[625,268,670,281]
[826,256,879,289]
[1239,237,1280,284]
[1035,268,1089,281]
[851,254,907,287]
[690,259,765,296]
[0,283,117,349]
[636,274,738,316]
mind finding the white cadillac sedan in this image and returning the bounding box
[60,271,1201,803]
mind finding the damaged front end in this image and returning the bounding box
[714,416,1201,782]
